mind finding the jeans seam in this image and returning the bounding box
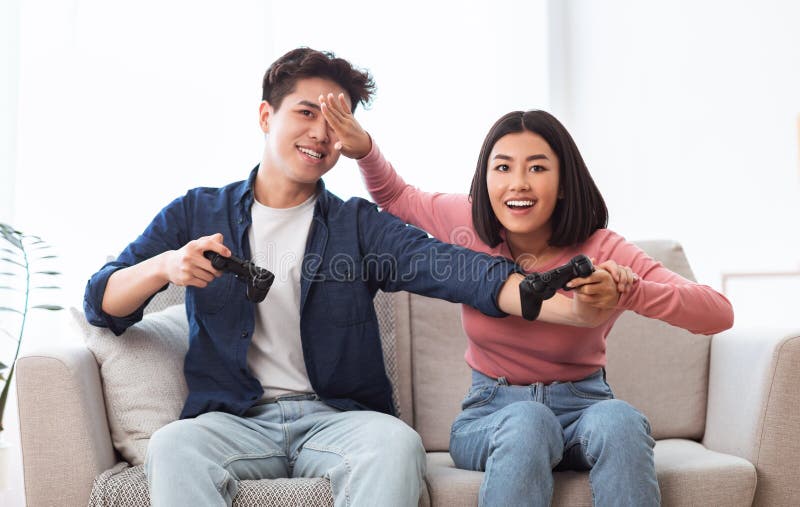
[566,382,614,400]
[478,429,498,506]
[221,450,285,468]
[450,423,500,437]
[579,436,598,466]
[302,443,351,507]
[461,385,499,409]
[213,469,233,496]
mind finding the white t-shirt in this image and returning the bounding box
[247,193,317,399]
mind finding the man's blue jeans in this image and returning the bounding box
[449,369,660,507]
[144,395,426,507]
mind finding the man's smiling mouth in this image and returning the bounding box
[298,146,323,159]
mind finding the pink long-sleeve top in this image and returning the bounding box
[359,142,734,384]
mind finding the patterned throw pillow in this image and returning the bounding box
[70,304,189,466]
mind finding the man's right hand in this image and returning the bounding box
[163,233,231,288]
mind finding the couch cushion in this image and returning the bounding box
[70,305,189,466]
[425,439,755,506]
[89,463,334,507]
[605,240,712,440]
[406,240,714,450]
[89,462,432,507]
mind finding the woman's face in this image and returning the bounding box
[485,130,560,240]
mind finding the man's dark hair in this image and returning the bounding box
[262,47,375,113]
[469,110,608,248]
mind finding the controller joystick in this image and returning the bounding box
[519,254,595,320]
[203,251,275,303]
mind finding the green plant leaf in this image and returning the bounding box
[0,306,23,314]
[0,272,17,276]
[0,224,22,234]
[33,255,58,260]
[0,328,17,342]
[0,248,19,256]
[0,363,15,431]
[32,304,64,311]
[1,257,25,267]
[0,360,7,369]
[1,235,23,250]
[33,270,61,275]
[33,285,61,289]
[0,285,23,292]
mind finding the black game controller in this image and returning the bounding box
[519,254,595,320]
[203,251,275,303]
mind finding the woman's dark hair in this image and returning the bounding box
[469,110,608,248]
[262,47,375,113]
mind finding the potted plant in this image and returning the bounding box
[0,223,62,489]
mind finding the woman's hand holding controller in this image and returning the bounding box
[568,259,638,310]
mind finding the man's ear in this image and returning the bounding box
[259,101,273,133]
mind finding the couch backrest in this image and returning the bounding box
[386,240,712,451]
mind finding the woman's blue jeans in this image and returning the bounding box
[449,369,660,507]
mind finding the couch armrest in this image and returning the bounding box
[16,344,116,507]
[703,328,800,507]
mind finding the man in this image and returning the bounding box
[84,47,606,506]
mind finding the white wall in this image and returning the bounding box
[11,0,548,308]
[550,0,800,324]
[1,0,20,224]
[8,0,799,314]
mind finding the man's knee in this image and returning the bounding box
[146,419,197,469]
[359,413,425,464]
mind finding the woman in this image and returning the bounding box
[321,96,733,507]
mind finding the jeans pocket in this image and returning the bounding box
[566,373,615,400]
[460,385,498,410]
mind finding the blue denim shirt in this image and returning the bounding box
[84,167,518,419]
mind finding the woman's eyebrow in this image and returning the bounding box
[492,153,550,161]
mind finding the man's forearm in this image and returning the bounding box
[497,274,605,327]
[101,252,171,317]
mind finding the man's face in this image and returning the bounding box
[259,77,352,191]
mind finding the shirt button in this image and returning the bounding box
[241,331,248,338]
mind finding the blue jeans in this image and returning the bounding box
[449,369,660,507]
[144,395,425,507]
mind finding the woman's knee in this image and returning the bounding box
[501,401,560,431]
[579,400,655,466]
[493,402,563,454]
[584,399,651,437]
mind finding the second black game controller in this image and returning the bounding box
[203,251,275,303]
[519,254,595,320]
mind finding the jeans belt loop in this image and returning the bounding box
[497,376,509,386]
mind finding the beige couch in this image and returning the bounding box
[16,241,800,506]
